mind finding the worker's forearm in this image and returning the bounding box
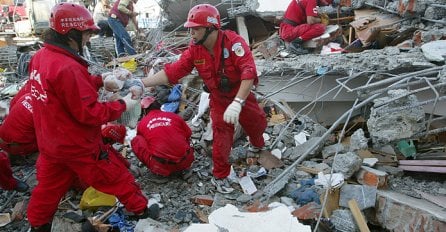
[141,69,170,87]
[235,79,254,100]
[307,16,321,24]
[118,0,132,15]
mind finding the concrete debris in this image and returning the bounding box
[421,40,446,62]
[332,152,363,179]
[339,184,377,210]
[367,89,425,145]
[184,203,311,232]
[2,0,446,231]
[330,209,359,232]
[349,129,369,151]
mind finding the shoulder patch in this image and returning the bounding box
[231,42,245,57]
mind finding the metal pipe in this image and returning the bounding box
[354,66,444,91]
[263,93,379,197]
[430,3,446,9]
[376,96,446,114]
[366,77,440,96]
[373,82,446,109]
[364,2,399,14]
[421,17,446,25]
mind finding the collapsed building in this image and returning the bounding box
[0,0,446,231]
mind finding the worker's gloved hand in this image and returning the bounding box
[102,67,132,81]
[104,75,124,92]
[122,93,139,111]
[320,13,330,26]
[223,101,242,124]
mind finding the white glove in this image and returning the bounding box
[223,101,242,124]
[113,67,132,81]
[122,93,138,111]
[104,75,125,92]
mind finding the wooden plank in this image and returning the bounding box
[399,160,446,166]
[398,165,446,173]
[348,199,371,232]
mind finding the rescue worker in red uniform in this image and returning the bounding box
[131,96,194,177]
[26,4,154,231]
[0,93,36,192]
[280,0,333,54]
[109,4,268,193]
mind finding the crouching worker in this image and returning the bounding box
[0,93,37,192]
[131,96,194,181]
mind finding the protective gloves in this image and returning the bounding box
[320,13,330,26]
[102,67,133,92]
[223,101,242,124]
[122,93,139,111]
[104,74,125,92]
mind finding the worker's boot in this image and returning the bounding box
[130,204,160,220]
[288,38,308,55]
[30,223,51,232]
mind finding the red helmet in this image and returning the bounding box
[50,3,100,34]
[101,123,126,144]
[141,96,156,109]
[184,4,220,29]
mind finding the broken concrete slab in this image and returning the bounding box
[184,203,311,232]
[367,89,425,145]
[340,184,377,210]
[332,152,362,179]
[421,40,446,62]
[375,190,446,232]
[134,217,170,232]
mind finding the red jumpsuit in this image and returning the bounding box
[164,30,267,179]
[279,0,326,42]
[0,93,37,190]
[26,43,147,227]
[131,109,194,176]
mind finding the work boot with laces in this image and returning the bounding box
[288,38,309,55]
[248,145,267,154]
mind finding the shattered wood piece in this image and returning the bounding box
[10,200,26,221]
[399,160,446,166]
[242,200,269,213]
[320,187,340,218]
[348,199,370,232]
[355,166,388,189]
[191,195,214,206]
[194,208,209,223]
[258,150,284,170]
[398,165,446,173]
[297,165,322,175]
[0,213,11,227]
[268,113,286,125]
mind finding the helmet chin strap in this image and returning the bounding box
[194,27,214,45]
